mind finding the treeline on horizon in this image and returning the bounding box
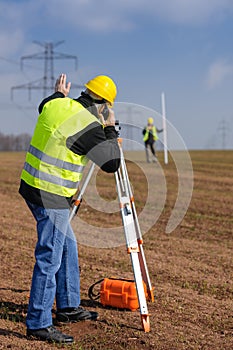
[0,132,31,151]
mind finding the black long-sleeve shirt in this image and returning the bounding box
[19,92,121,208]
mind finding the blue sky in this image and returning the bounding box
[0,0,233,149]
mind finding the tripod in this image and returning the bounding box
[69,138,154,332]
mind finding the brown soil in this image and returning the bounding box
[0,150,232,350]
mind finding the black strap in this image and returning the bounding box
[88,277,136,301]
[88,278,104,301]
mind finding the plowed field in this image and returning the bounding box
[0,150,232,349]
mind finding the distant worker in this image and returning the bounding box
[19,73,120,344]
[142,117,163,163]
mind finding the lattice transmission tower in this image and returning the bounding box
[11,41,83,100]
[218,119,229,149]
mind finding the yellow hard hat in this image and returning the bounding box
[148,117,154,124]
[85,75,117,105]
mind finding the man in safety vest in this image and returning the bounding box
[19,73,120,344]
[142,117,163,163]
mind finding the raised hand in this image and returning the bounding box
[55,73,71,96]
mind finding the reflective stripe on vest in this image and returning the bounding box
[21,98,100,197]
[27,145,85,173]
[24,162,80,188]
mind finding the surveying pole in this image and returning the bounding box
[161,92,168,164]
[70,138,154,332]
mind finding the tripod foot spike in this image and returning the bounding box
[141,314,150,332]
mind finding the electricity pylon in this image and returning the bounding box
[11,41,83,100]
[218,119,228,150]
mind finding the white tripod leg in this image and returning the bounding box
[115,148,152,332]
[69,162,96,222]
[121,153,154,302]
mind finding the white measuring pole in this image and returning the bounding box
[161,92,168,164]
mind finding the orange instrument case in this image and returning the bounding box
[100,277,147,311]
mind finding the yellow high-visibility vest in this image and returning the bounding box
[21,97,101,197]
[143,126,158,142]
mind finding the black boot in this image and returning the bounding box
[27,325,74,343]
[56,306,98,323]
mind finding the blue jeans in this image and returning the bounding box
[25,201,80,330]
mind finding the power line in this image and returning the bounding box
[0,55,43,72]
[11,41,84,100]
[0,56,20,66]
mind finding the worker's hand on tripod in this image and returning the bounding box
[98,104,116,127]
[55,73,71,97]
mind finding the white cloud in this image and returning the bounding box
[0,1,26,57]
[41,0,135,32]
[40,0,233,32]
[0,31,24,56]
[1,0,233,39]
[144,0,233,25]
[205,59,233,89]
